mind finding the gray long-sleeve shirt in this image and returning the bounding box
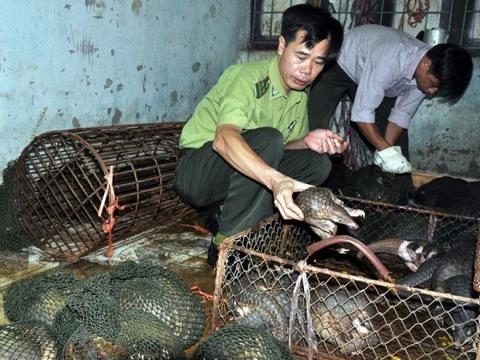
[337,24,431,129]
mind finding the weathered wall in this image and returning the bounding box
[410,58,480,179]
[0,0,248,175]
[0,1,478,180]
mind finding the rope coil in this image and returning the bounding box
[398,0,430,29]
[98,165,126,257]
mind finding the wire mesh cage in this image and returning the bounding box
[14,122,194,262]
[212,197,480,360]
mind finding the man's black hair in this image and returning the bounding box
[426,43,473,104]
[281,4,343,61]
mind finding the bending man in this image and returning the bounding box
[308,24,473,175]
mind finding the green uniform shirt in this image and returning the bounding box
[179,56,309,149]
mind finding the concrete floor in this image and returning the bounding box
[0,217,217,356]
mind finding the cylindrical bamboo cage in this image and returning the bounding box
[14,122,195,262]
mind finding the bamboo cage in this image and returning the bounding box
[14,122,194,262]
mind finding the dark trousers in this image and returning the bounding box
[307,61,410,159]
[174,127,332,236]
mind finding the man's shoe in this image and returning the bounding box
[205,206,220,235]
[207,239,219,267]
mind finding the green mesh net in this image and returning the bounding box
[192,324,294,360]
[0,320,58,360]
[61,324,120,360]
[60,311,187,360]
[3,269,83,325]
[110,260,206,350]
[2,261,206,359]
[48,260,205,359]
[0,159,31,250]
[116,310,186,359]
[54,272,121,349]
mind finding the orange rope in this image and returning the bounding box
[179,223,212,235]
[98,165,125,257]
[398,0,430,30]
[190,286,214,302]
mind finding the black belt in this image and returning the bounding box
[179,148,194,157]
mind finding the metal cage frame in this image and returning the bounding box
[14,122,194,262]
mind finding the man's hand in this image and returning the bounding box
[270,173,313,221]
[373,146,412,174]
[304,129,347,154]
[213,125,314,222]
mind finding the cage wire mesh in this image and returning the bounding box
[212,197,480,360]
[14,122,195,262]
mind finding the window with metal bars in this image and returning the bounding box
[250,0,480,54]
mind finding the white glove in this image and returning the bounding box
[373,146,412,174]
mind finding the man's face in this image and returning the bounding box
[415,57,440,96]
[277,30,330,93]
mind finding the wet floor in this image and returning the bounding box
[0,213,218,357]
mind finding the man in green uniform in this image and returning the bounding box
[175,4,345,266]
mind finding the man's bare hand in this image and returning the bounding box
[304,129,347,155]
[270,173,313,221]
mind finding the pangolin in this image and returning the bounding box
[295,187,365,239]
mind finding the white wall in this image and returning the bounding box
[0,1,478,179]
[0,0,249,174]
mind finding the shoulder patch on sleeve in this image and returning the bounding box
[255,77,270,99]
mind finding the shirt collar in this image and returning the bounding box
[268,56,305,102]
[405,46,430,80]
